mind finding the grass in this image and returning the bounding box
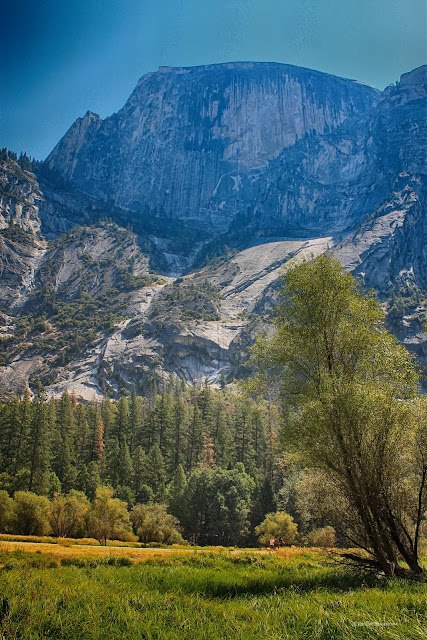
[0,546,425,639]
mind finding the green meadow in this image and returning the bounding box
[0,546,425,640]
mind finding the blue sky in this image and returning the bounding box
[1,0,426,159]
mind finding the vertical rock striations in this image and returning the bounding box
[44,62,379,234]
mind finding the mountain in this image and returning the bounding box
[0,63,425,398]
[44,63,378,236]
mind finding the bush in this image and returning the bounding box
[48,491,89,537]
[131,503,184,544]
[307,526,336,548]
[255,511,298,546]
[12,491,51,536]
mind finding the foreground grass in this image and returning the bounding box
[0,548,425,640]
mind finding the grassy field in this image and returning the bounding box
[0,543,425,639]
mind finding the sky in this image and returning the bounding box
[1,0,426,160]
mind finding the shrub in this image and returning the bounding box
[255,511,298,546]
[131,503,184,544]
[307,526,336,548]
[12,491,51,536]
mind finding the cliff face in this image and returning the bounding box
[44,62,379,234]
[242,65,427,239]
[0,62,425,398]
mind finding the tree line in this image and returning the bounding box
[0,384,285,545]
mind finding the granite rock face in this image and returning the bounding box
[0,62,426,398]
[44,62,379,235]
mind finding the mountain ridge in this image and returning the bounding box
[0,62,425,398]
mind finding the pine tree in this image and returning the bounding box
[114,396,130,442]
[212,400,231,468]
[118,438,133,487]
[146,445,166,501]
[27,392,51,495]
[101,397,116,444]
[166,464,188,519]
[86,461,101,500]
[106,437,121,488]
[153,392,173,457]
[129,390,143,452]
[132,446,149,503]
[92,412,105,467]
[171,395,188,470]
[53,390,75,483]
[201,433,216,468]
[74,404,89,466]
[186,402,203,470]
[13,388,32,476]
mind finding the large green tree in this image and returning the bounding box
[251,254,426,577]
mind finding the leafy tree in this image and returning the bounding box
[131,503,184,544]
[48,490,89,537]
[183,465,255,545]
[86,485,135,545]
[255,511,298,546]
[251,254,425,576]
[12,491,51,536]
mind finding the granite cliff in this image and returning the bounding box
[0,62,425,398]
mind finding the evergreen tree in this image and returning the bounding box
[13,388,32,476]
[92,412,105,467]
[118,438,133,487]
[171,395,188,470]
[146,445,166,501]
[27,392,51,495]
[129,390,143,452]
[101,397,116,443]
[86,461,101,500]
[114,396,130,442]
[153,393,173,457]
[53,390,75,483]
[74,403,89,466]
[132,446,149,502]
[106,437,120,488]
[186,402,203,470]
[166,463,188,520]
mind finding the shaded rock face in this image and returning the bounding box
[44,62,379,234]
[243,65,427,238]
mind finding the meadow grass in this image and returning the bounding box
[0,546,425,639]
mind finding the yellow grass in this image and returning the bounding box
[0,536,322,564]
[0,540,197,563]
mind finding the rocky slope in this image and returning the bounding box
[0,62,425,398]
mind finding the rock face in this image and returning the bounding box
[44,62,379,235]
[0,62,425,398]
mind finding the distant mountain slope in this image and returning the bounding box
[0,63,425,398]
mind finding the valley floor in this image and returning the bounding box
[0,541,425,639]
